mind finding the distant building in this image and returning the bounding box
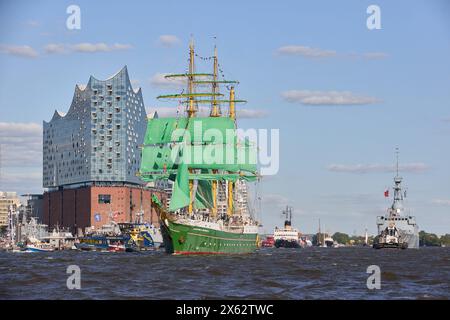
[0,191,21,227]
[235,180,250,217]
[20,194,44,223]
[42,67,166,233]
[216,180,249,217]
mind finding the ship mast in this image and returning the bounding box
[227,87,236,217]
[210,46,220,117]
[391,147,404,215]
[187,39,195,213]
[210,45,219,217]
[187,38,196,118]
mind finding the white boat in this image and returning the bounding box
[274,206,301,248]
[23,242,55,252]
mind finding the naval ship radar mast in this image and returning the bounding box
[391,148,404,216]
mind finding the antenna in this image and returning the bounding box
[395,147,399,177]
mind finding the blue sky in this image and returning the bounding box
[0,0,449,235]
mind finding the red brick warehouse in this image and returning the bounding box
[43,185,167,234]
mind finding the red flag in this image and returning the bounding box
[384,189,389,197]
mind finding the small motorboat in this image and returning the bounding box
[23,242,55,252]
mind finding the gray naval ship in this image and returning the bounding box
[374,151,419,249]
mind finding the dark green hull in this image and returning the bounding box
[160,220,258,255]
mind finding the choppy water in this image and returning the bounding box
[0,247,448,299]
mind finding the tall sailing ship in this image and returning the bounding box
[374,149,419,249]
[139,41,260,254]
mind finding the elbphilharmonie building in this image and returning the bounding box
[42,67,166,233]
[43,66,146,188]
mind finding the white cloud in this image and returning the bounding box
[326,163,429,174]
[0,122,42,167]
[276,45,388,60]
[0,122,42,137]
[281,90,381,106]
[158,35,181,48]
[150,73,186,88]
[0,44,39,58]
[237,109,268,119]
[1,171,42,184]
[431,199,450,206]
[276,45,336,58]
[43,43,133,54]
[71,42,132,53]
[44,43,66,54]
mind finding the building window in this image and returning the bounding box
[98,194,111,204]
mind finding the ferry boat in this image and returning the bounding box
[273,206,301,248]
[140,41,260,255]
[373,149,419,249]
[75,235,127,252]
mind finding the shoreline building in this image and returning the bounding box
[42,66,166,234]
[20,194,44,223]
[0,191,21,227]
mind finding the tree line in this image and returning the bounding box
[312,231,450,247]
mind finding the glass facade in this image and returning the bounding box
[43,66,147,188]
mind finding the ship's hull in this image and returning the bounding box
[160,219,258,255]
[373,242,408,249]
[23,245,55,252]
[274,239,300,248]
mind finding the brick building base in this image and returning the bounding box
[43,185,166,234]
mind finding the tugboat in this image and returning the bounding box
[324,235,334,248]
[373,222,408,249]
[273,206,301,248]
[373,149,419,249]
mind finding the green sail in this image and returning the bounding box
[140,117,257,176]
[168,156,190,212]
[194,178,214,209]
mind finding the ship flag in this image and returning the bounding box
[384,189,389,197]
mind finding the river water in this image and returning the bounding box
[0,247,448,299]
